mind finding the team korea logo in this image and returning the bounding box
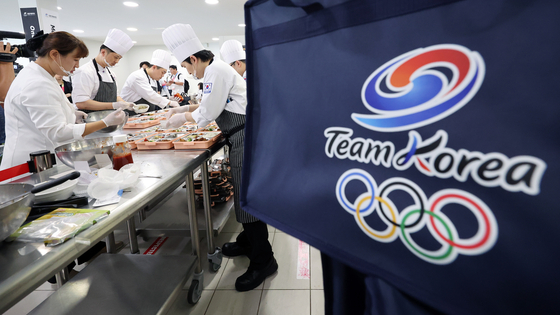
[325,44,547,264]
[353,44,484,132]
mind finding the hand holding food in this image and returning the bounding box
[102,108,126,127]
[74,110,88,123]
[112,101,133,110]
[165,113,187,129]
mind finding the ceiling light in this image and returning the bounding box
[238,24,246,27]
[73,30,84,33]
[127,27,138,31]
[205,0,219,4]
[123,2,139,7]
[132,41,137,43]
[57,6,62,10]
[154,27,165,30]
[212,38,219,41]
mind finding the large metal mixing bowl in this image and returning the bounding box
[55,137,114,168]
[0,184,34,242]
[85,110,129,133]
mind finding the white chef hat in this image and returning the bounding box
[162,24,205,63]
[103,29,134,56]
[151,49,171,69]
[220,40,245,64]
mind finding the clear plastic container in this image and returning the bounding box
[112,134,134,171]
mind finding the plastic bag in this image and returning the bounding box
[86,163,140,199]
[9,208,110,246]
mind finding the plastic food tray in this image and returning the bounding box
[123,118,160,129]
[165,124,199,133]
[196,124,221,132]
[126,132,156,149]
[136,132,187,150]
[173,132,222,149]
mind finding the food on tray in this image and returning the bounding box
[179,132,220,142]
[199,125,220,132]
[168,125,198,132]
[143,133,184,142]
[127,133,152,142]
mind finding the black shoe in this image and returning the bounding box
[222,242,251,257]
[235,258,278,292]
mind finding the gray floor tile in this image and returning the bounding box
[258,290,310,315]
[205,289,261,315]
[166,289,213,315]
[311,290,325,315]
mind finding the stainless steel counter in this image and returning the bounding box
[0,148,209,313]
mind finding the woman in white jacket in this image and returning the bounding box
[0,31,125,170]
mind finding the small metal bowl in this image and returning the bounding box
[55,137,114,168]
[85,110,129,133]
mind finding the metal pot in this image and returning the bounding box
[0,171,80,242]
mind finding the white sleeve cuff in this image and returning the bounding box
[191,109,212,128]
[72,123,86,140]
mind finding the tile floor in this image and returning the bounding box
[5,214,325,315]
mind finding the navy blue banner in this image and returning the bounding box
[242,0,560,314]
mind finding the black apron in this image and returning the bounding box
[85,58,118,114]
[215,109,258,224]
[134,69,162,112]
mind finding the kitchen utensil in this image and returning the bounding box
[85,110,129,133]
[33,179,78,203]
[0,171,80,242]
[55,137,115,168]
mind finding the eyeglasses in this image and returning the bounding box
[229,62,235,67]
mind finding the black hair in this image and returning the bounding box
[183,50,214,64]
[34,31,89,58]
[198,82,203,89]
[169,65,177,70]
[99,44,115,53]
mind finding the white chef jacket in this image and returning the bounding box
[0,62,85,170]
[192,60,246,128]
[71,59,119,103]
[120,69,168,108]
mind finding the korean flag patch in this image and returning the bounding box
[203,83,213,94]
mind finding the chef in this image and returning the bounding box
[162,24,276,292]
[120,49,179,112]
[220,40,246,80]
[0,31,126,170]
[72,29,135,113]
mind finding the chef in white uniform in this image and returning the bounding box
[162,24,276,292]
[72,29,135,113]
[220,40,246,80]
[120,49,180,112]
[0,31,126,170]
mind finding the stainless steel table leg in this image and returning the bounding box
[202,160,222,272]
[55,268,69,289]
[202,161,215,251]
[185,172,202,273]
[186,171,204,304]
[127,218,139,254]
[105,232,116,254]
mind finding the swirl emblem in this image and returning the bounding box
[353,44,485,132]
[336,169,498,264]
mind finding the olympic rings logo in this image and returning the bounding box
[352,44,485,132]
[336,169,498,264]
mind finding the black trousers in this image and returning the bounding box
[238,221,273,270]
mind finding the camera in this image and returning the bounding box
[0,30,36,61]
